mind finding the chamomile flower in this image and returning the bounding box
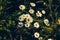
[38,37,43,40]
[26,17,33,23]
[42,10,46,14]
[30,2,36,7]
[48,38,53,40]
[44,19,49,25]
[18,22,23,28]
[36,11,42,17]
[25,14,31,18]
[19,5,26,10]
[25,23,30,28]
[18,14,26,21]
[18,16,25,21]
[34,22,40,28]
[29,9,34,14]
[21,14,26,18]
[34,32,40,38]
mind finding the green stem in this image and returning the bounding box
[20,30,22,40]
[9,34,12,40]
[20,35,22,40]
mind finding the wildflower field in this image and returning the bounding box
[0,0,60,40]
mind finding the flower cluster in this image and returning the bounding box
[18,2,51,39]
[18,14,33,28]
[1,0,58,40]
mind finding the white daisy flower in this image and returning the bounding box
[38,37,43,40]
[44,2,46,5]
[44,19,49,25]
[18,22,23,28]
[36,11,42,17]
[34,32,40,38]
[26,17,33,23]
[42,10,46,14]
[34,22,40,28]
[18,16,25,21]
[25,14,31,18]
[19,5,26,10]
[29,9,34,14]
[48,38,53,40]
[30,2,36,7]
[18,14,26,21]
[25,23,30,28]
[21,14,26,18]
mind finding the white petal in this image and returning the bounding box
[29,9,34,14]
[42,10,46,14]
[34,32,40,38]
[25,23,30,28]
[48,38,53,40]
[36,11,42,17]
[19,5,26,10]
[44,19,49,24]
[30,2,36,7]
[34,22,40,28]
[18,22,23,28]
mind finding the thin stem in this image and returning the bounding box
[20,35,22,40]
[20,30,22,40]
[9,34,12,40]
